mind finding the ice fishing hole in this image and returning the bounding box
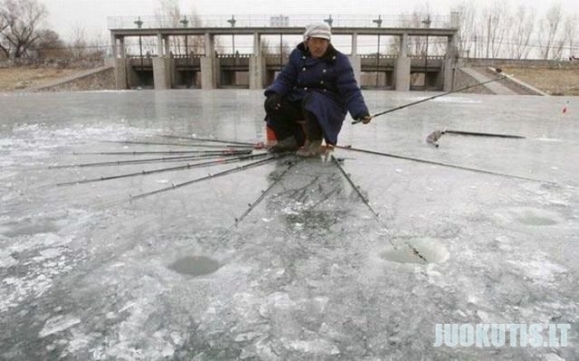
[168,256,220,276]
[380,238,449,264]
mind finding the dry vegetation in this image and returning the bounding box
[0,68,83,91]
[502,67,579,96]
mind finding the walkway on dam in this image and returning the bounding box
[459,67,517,95]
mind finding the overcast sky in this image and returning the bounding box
[41,0,579,41]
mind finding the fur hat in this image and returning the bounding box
[303,22,332,41]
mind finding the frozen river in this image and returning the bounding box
[0,89,578,360]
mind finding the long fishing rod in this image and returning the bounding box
[352,74,511,124]
[337,145,557,185]
[130,154,283,201]
[158,134,255,147]
[234,159,298,225]
[71,150,251,156]
[331,155,428,263]
[441,129,525,139]
[56,152,271,187]
[49,150,252,169]
[101,140,252,149]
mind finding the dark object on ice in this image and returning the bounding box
[426,130,442,147]
[426,129,526,146]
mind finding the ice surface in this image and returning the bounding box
[0,89,578,360]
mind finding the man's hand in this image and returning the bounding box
[265,93,282,112]
[356,112,373,124]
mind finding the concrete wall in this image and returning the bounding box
[452,68,494,95]
[27,68,116,92]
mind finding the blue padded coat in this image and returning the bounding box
[265,42,369,145]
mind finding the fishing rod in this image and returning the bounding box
[130,154,283,201]
[352,74,511,125]
[101,140,252,149]
[425,129,525,147]
[56,152,271,187]
[158,134,255,147]
[71,150,251,156]
[336,145,557,185]
[330,155,428,263]
[439,129,525,139]
[49,150,252,169]
[234,159,298,225]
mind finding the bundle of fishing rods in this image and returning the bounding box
[49,73,567,264]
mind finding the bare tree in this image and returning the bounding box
[563,14,578,59]
[87,30,108,58]
[483,0,509,58]
[455,1,478,57]
[537,2,564,59]
[68,23,87,58]
[0,0,48,58]
[506,5,535,59]
[155,0,182,27]
[33,29,64,58]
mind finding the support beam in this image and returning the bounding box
[349,33,361,85]
[153,57,171,89]
[114,58,128,90]
[157,33,163,57]
[164,35,171,57]
[119,37,126,58]
[349,56,362,86]
[395,33,410,91]
[249,32,264,89]
[444,34,458,91]
[111,35,118,58]
[201,33,217,89]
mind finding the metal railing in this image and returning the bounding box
[108,14,455,30]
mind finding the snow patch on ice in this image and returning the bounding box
[281,338,340,355]
[0,250,18,268]
[507,255,567,285]
[39,315,81,338]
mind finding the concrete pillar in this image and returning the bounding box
[349,56,362,86]
[351,33,358,56]
[395,33,410,91]
[201,33,217,89]
[109,36,128,90]
[443,34,458,91]
[164,36,171,57]
[111,35,118,58]
[348,33,361,85]
[249,32,264,89]
[153,57,171,89]
[157,33,164,57]
[119,37,126,58]
[113,58,128,90]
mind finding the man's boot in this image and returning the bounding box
[268,137,298,153]
[296,139,323,157]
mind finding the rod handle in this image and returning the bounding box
[351,114,374,125]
